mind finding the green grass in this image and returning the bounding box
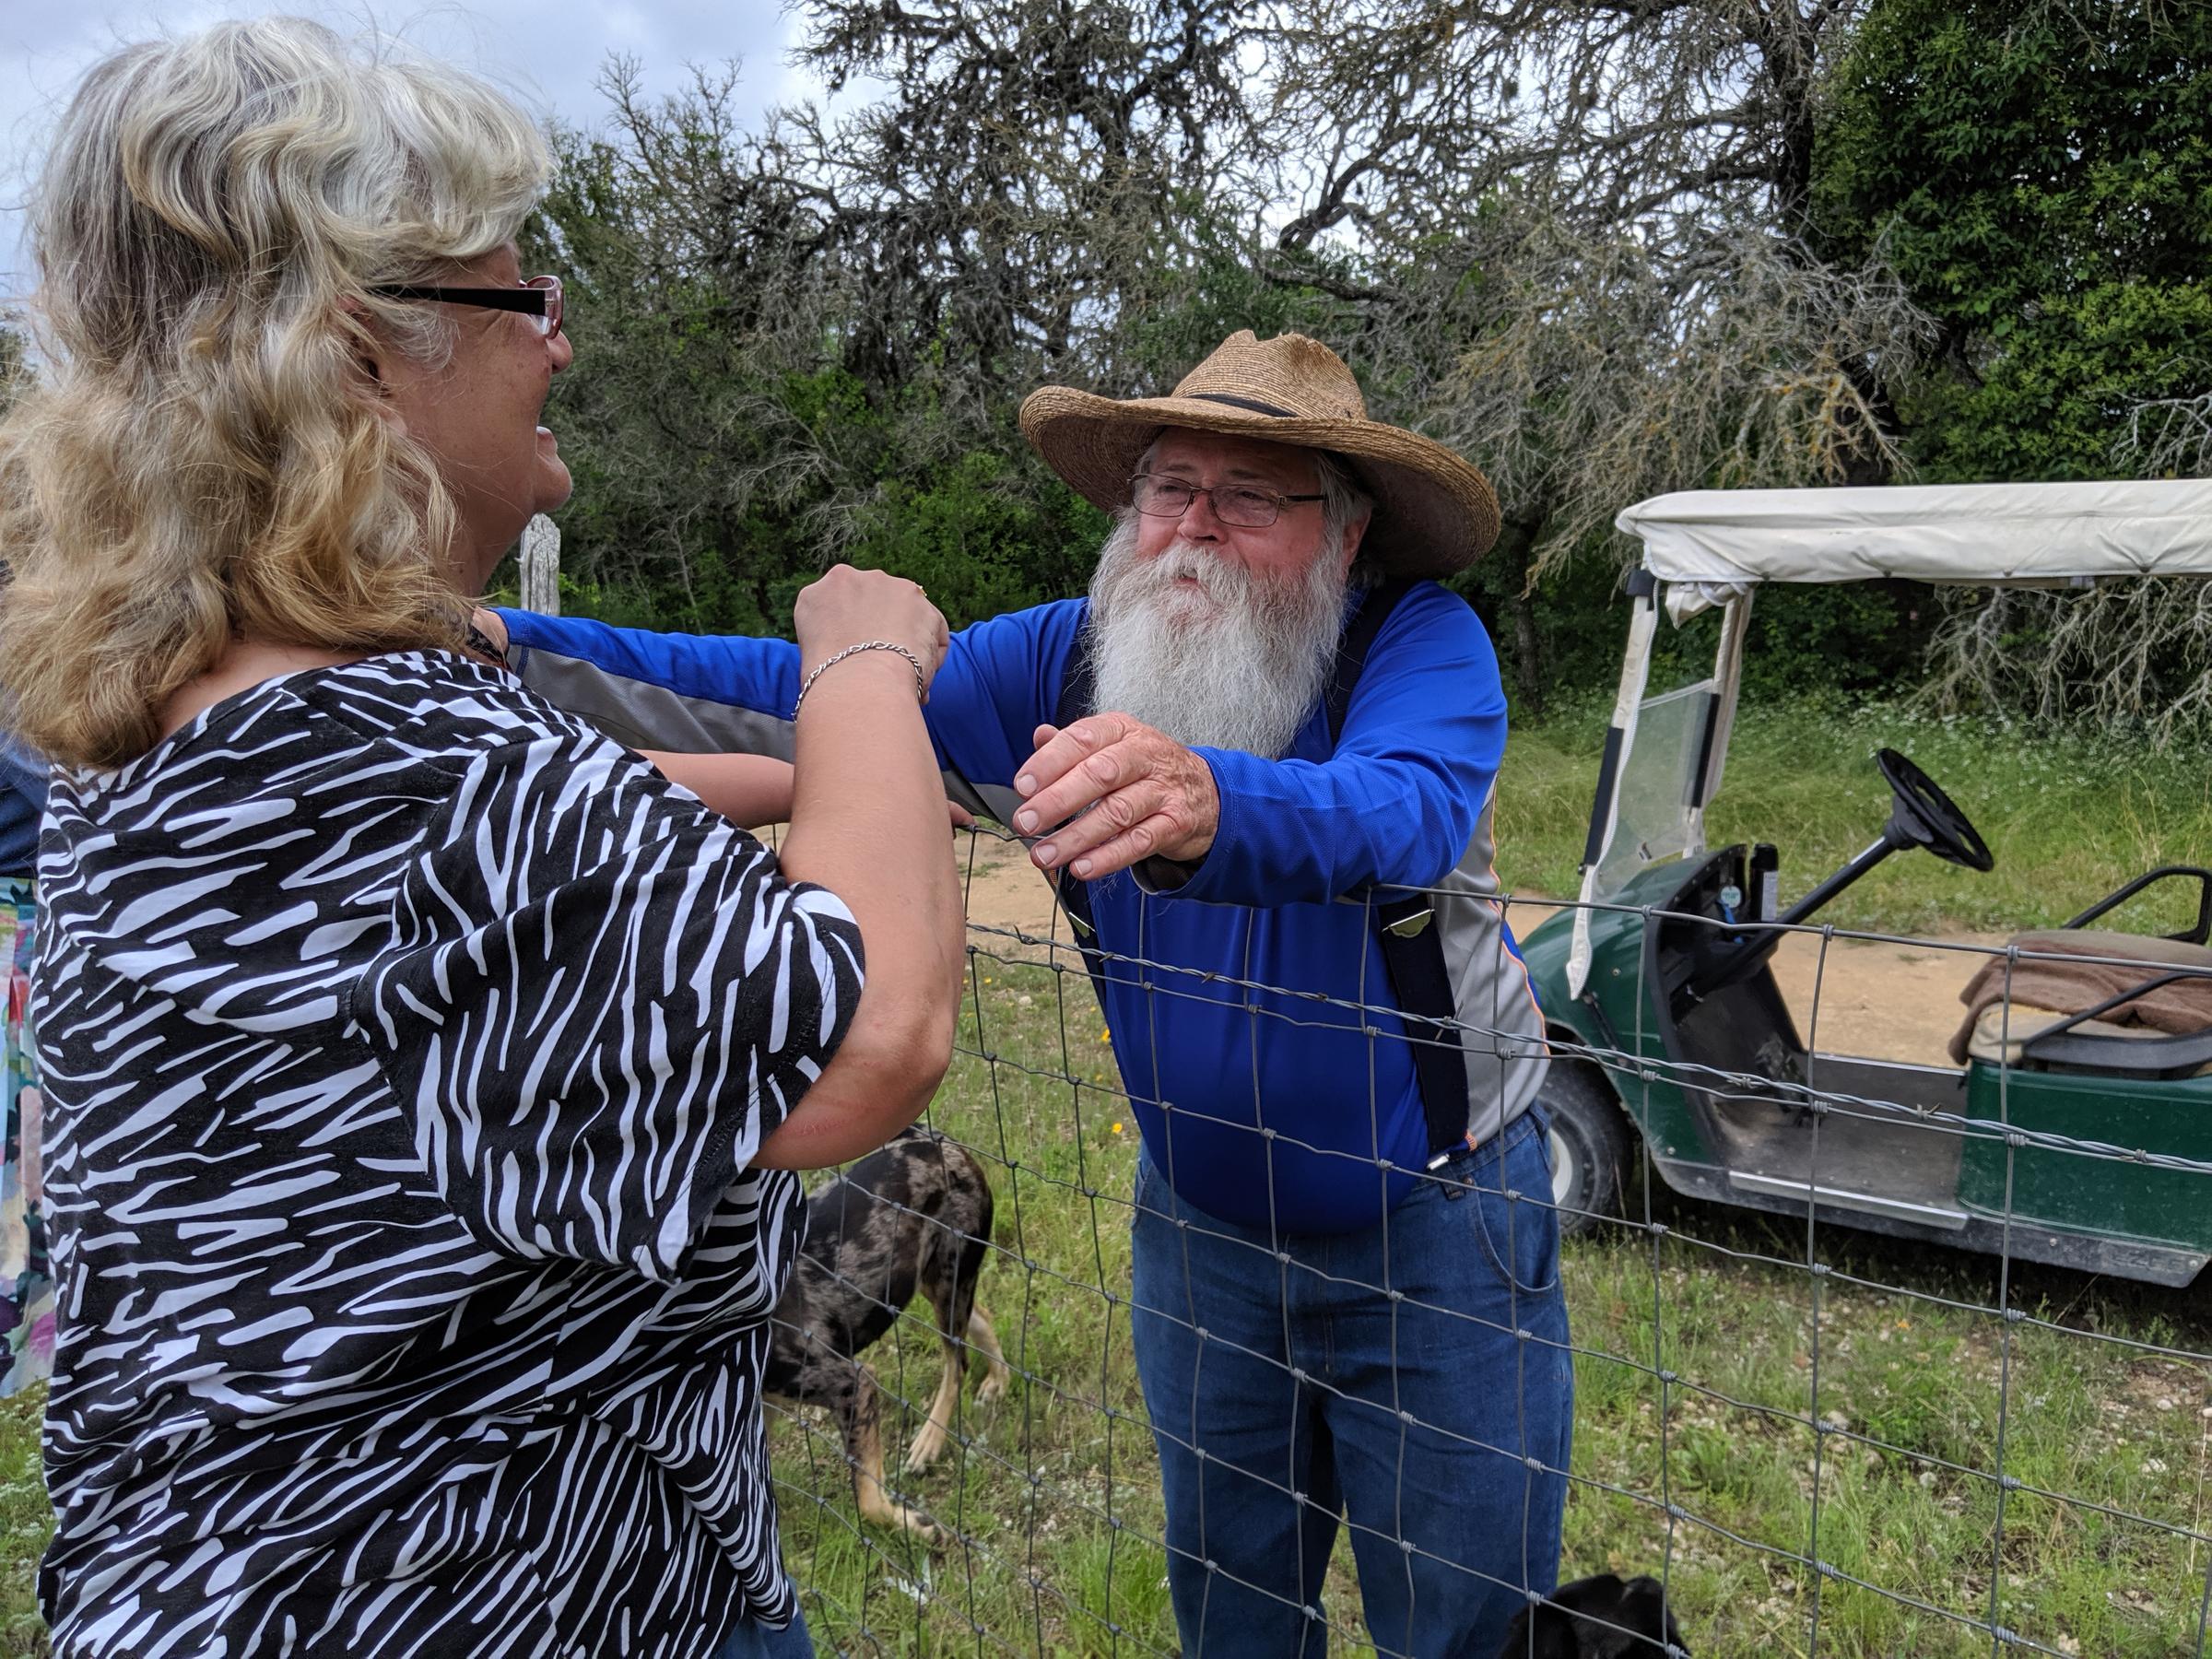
[0,1391,44,1658]
[6,698,2212,1656]
[1494,692,2212,936]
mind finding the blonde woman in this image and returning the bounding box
[0,18,963,1656]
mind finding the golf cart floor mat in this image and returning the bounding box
[1665,935,1972,1225]
[1710,1053,1971,1228]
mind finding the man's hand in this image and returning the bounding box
[1012,715,1219,881]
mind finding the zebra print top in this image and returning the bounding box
[32,653,862,1657]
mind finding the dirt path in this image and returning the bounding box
[952,833,1991,1069]
[1765,927,1999,1066]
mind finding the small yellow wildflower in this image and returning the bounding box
[1111,1123,1124,1135]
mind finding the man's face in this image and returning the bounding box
[1086,429,1371,758]
[1133,429,1363,592]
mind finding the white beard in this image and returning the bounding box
[1085,514,1352,758]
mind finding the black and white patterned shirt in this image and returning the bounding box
[33,653,861,1657]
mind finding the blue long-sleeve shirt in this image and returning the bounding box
[0,733,48,879]
[501,588,1547,1232]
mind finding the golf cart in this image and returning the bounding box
[1516,479,2212,1285]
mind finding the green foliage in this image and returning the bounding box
[1647,582,1937,701]
[508,0,2206,719]
[1912,282,2212,480]
[0,322,27,419]
[840,448,1110,629]
[1818,0,2212,481]
[1121,224,1363,386]
[507,12,1265,636]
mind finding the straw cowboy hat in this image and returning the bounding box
[1018,330,1500,577]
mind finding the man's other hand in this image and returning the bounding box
[1012,715,1219,881]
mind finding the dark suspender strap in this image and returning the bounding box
[1059,582,1472,1166]
[1330,581,1472,1164]
[1381,915,1473,1166]
[1326,577,1412,744]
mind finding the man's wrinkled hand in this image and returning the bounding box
[1012,715,1219,881]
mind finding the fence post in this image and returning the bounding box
[519,514,560,616]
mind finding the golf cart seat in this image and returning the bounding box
[1952,930,2212,1077]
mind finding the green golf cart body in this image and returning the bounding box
[1517,479,2212,1285]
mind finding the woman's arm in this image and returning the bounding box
[754,569,966,1170]
[641,750,793,828]
[481,600,1098,808]
[643,750,969,836]
[488,589,965,1166]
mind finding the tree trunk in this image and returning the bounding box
[1512,587,1543,715]
[1491,518,1546,715]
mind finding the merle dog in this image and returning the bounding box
[764,1127,1009,1542]
[1494,1573,1689,1658]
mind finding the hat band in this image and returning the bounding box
[1185,392,1298,418]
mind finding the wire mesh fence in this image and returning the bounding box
[762,826,2212,1658]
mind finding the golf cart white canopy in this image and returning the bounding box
[1622,478,2212,621]
[1564,479,2212,996]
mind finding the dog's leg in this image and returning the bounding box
[968,1307,1010,1404]
[907,1211,1005,1473]
[843,1365,939,1544]
[904,1343,966,1475]
[904,1215,968,1476]
[904,1312,1007,1471]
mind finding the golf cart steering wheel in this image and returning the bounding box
[1877,748,1994,872]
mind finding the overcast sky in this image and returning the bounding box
[0,0,827,302]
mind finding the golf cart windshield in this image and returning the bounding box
[1588,679,1720,901]
[1564,478,2212,998]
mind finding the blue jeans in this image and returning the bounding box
[712,1606,812,1658]
[1130,1111,1573,1659]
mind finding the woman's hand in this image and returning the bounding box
[793,567,949,694]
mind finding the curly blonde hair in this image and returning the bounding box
[0,18,552,769]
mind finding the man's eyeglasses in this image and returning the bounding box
[1129,472,1324,529]
[369,275,564,337]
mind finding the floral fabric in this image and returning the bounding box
[0,876,52,1395]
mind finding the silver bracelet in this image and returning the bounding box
[793,640,926,719]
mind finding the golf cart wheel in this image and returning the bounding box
[1539,1058,1633,1237]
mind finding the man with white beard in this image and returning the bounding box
[491,330,1570,1658]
